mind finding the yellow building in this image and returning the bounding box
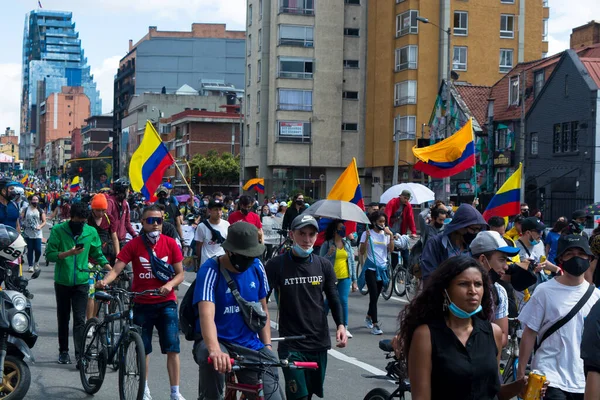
[365,0,549,201]
[0,135,20,166]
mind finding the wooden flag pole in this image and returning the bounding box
[173,161,194,194]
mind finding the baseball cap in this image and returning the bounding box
[291,214,319,231]
[207,199,223,209]
[521,217,545,233]
[279,201,288,207]
[572,210,590,220]
[556,234,593,259]
[163,182,173,189]
[156,185,168,194]
[470,231,520,256]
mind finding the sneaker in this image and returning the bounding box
[87,326,95,338]
[170,394,186,400]
[34,263,40,270]
[365,317,374,330]
[57,351,71,364]
[371,324,383,336]
[143,386,152,400]
[27,266,34,273]
[345,326,353,339]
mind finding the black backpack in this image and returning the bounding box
[179,278,203,341]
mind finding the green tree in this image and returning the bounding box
[189,150,240,188]
[68,152,109,184]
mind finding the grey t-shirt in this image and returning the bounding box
[23,206,43,239]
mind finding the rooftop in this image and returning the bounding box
[454,85,491,129]
[581,58,600,88]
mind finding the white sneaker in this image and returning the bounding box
[371,324,383,335]
[170,394,186,400]
[143,386,152,400]
[27,267,34,273]
[345,326,353,338]
[34,263,40,270]
[365,317,374,329]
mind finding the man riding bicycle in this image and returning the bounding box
[192,222,283,400]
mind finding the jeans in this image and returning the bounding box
[193,340,283,400]
[54,282,88,359]
[133,301,180,355]
[25,237,42,267]
[365,269,383,324]
[324,278,351,326]
[544,387,583,400]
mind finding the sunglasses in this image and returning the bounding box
[145,217,164,225]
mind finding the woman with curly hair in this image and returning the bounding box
[395,255,530,400]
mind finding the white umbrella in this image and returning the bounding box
[380,183,435,205]
[304,200,371,224]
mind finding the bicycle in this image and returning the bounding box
[269,229,292,260]
[362,339,411,400]
[78,288,162,399]
[391,258,421,301]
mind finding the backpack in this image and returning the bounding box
[179,278,203,341]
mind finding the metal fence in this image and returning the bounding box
[546,194,593,226]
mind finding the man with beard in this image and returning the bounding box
[107,178,138,246]
[0,178,21,230]
[156,185,183,240]
[228,195,263,243]
[98,204,186,400]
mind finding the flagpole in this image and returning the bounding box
[173,161,194,193]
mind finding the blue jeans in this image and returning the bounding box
[324,278,351,326]
[25,238,42,267]
[133,300,180,354]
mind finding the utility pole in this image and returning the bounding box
[392,119,400,186]
[442,26,452,203]
[519,69,527,202]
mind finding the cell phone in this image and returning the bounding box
[75,244,84,250]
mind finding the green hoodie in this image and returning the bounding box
[46,221,109,286]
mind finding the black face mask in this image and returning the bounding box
[521,210,529,217]
[463,232,477,245]
[434,222,444,229]
[489,268,502,283]
[3,191,16,201]
[241,208,250,215]
[562,257,590,276]
[295,200,304,206]
[229,253,255,273]
[69,220,86,236]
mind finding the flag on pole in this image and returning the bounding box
[413,118,476,178]
[482,163,522,221]
[129,121,175,201]
[243,178,265,193]
[70,176,80,192]
[20,174,29,186]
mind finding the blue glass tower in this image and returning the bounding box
[20,10,101,162]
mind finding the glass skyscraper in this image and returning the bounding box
[20,10,101,162]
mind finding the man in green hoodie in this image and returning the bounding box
[46,202,111,365]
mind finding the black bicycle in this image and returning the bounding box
[363,339,411,400]
[267,229,292,260]
[79,288,162,400]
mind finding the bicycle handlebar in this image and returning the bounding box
[207,358,318,370]
[271,335,306,342]
[105,287,163,297]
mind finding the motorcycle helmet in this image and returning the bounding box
[113,178,130,194]
[0,225,26,262]
[13,187,24,197]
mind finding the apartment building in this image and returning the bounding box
[244,0,367,199]
[365,0,549,201]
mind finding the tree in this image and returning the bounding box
[68,152,109,185]
[189,151,240,188]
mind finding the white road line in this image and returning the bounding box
[389,296,409,304]
[182,281,191,287]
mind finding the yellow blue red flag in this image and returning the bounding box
[70,176,80,192]
[243,178,265,193]
[483,163,522,221]
[129,121,175,201]
[20,174,29,185]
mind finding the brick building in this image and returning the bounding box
[82,113,112,156]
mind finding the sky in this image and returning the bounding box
[0,0,598,138]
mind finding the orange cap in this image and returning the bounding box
[91,194,108,210]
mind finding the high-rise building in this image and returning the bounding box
[244,0,367,199]
[20,10,101,165]
[365,0,549,201]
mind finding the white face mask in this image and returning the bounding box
[145,230,160,244]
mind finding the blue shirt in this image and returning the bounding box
[193,257,269,350]
[545,231,561,264]
[0,202,20,229]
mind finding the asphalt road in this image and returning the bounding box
[22,242,410,399]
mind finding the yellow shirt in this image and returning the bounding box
[333,247,349,280]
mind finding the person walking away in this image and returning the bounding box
[518,235,600,399]
[320,219,357,338]
[107,178,138,247]
[195,200,230,267]
[45,202,111,365]
[266,214,347,400]
[228,195,264,243]
[97,205,186,400]
[359,211,394,335]
[281,193,306,231]
[546,217,568,264]
[0,179,21,230]
[21,194,46,272]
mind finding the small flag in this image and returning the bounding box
[20,174,29,185]
[243,178,265,193]
[482,163,522,221]
[70,176,80,192]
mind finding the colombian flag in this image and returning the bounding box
[129,121,175,201]
[482,163,522,221]
[70,176,80,192]
[20,174,29,186]
[243,178,265,194]
[413,118,475,178]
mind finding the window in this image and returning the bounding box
[453,11,468,36]
[396,10,418,37]
[345,0,360,4]
[258,29,262,51]
[280,0,314,15]
[344,28,360,36]
[278,121,312,143]
[534,70,544,97]
[278,89,313,111]
[509,76,519,105]
[501,0,515,3]
[257,91,261,113]
[543,19,548,42]
[562,122,571,152]
[496,128,508,150]
[531,132,538,155]
[247,94,251,114]
[571,122,579,152]
[499,49,513,73]
[257,60,262,82]
[344,60,359,68]
[247,64,252,86]
[394,81,417,106]
[247,34,252,55]
[248,4,252,25]
[279,25,314,47]
[246,124,250,146]
[342,123,358,131]
[453,46,467,71]
[543,0,549,6]
[395,45,418,71]
[497,171,507,186]
[343,91,359,100]
[256,122,260,145]
[259,0,263,19]
[500,15,514,38]
[393,116,416,140]
[279,57,314,79]
[553,124,561,153]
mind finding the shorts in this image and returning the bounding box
[278,349,328,399]
[133,300,180,354]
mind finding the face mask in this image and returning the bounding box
[69,220,85,236]
[203,200,208,206]
[483,258,502,283]
[31,202,39,206]
[445,290,482,319]
[578,223,585,231]
[295,200,304,206]
[521,210,529,217]
[57,200,62,206]
[444,218,452,225]
[561,256,590,276]
[293,243,313,258]
[434,222,444,229]
[376,224,386,231]
[530,239,539,246]
[229,253,255,273]
[6,192,16,201]
[241,208,249,215]
[463,232,477,245]
[145,230,161,244]
[337,227,347,237]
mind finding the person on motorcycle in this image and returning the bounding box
[0,179,21,230]
[107,178,138,247]
[45,202,111,365]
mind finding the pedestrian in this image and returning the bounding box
[228,195,264,243]
[268,196,279,214]
[97,204,186,400]
[320,219,357,338]
[266,214,347,400]
[420,207,447,248]
[281,193,306,231]
[0,179,21,230]
[195,199,230,267]
[384,190,417,270]
[45,202,111,365]
[156,185,184,240]
[504,215,523,243]
[518,235,600,399]
[358,211,394,335]
[545,217,568,264]
[275,201,287,218]
[21,194,45,272]
[563,210,591,239]
[516,217,560,274]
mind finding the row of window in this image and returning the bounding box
[245,119,359,146]
[246,88,360,114]
[452,47,515,73]
[248,0,362,27]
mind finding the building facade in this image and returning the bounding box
[47,137,72,177]
[20,10,100,164]
[365,0,549,202]
[244,0,367,199]
[81,114,112,157]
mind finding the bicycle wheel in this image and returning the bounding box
[79,317,108,395]
[363,388,393,400]
[119,331,146,400]
[382,268,393,300]
[108,297,124,371]
[393,266,407,297]
[405,268,420,301]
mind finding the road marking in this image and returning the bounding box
[182,281,191,287]
[389,296,409,304]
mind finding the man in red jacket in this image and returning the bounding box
[384,190,417,269]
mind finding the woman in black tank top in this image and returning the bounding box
[395,255,532,400]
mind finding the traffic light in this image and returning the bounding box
[191,172,202,185]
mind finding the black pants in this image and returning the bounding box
[54,282,88,358]
[365,269,383,324]
[544,387,583,400]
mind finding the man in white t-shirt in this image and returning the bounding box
[267,196,279,214]
[518,235,600,399]
[194,200,230,266]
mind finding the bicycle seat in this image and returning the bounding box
[379,339,394,352]
[95,291,113,302]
